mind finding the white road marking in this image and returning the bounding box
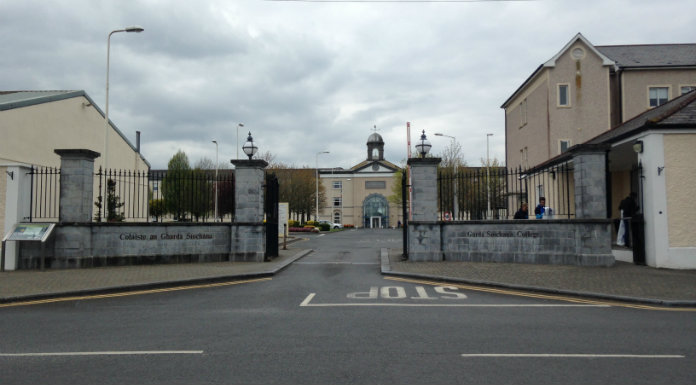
[300,293,316,306]
[0,351,204,357]
[460,354,685,359]
[299,293,609,307]
[294,262,379,265]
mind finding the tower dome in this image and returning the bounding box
[367,132,384,144]
[366,133,384,161]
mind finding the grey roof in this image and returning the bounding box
[587,89,696,145]
[0,90,150,168]
[596,44,696,68]
[0,90,85,110]
[524,90,696,175]
[502,36,696,108]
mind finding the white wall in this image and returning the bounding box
[637,132,696,269]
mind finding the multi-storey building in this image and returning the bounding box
[318,133,402,228]
[501,34,696,269]
[502,33,696,170]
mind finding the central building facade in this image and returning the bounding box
[318,133,402,228]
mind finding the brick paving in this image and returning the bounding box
[386,249,696,305]
[0,248,309,303]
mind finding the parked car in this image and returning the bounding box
[319,220,343,229]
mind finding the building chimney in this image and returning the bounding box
[136,131,141,153]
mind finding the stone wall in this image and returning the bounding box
[408,219,614,266]
[19,222,265,269]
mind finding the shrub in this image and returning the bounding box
[344,224,355,228]
[288,220,299,228]
[318,223,330,231]
[290,227,319,233]
[305,220,318,227]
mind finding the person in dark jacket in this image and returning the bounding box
[514,202,529,219]
[619,193,639,247]
[534,197,546,219]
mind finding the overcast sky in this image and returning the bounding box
[2,0,695,170]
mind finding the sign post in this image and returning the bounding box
[2,223,56,271]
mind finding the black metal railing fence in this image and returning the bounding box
[28,167,235,223]
[95,168,236,223]
[28,166,61,222]
[437,164,575,221]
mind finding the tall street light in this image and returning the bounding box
[487,133,494,218]
[104,26,144,183]
[212,140,218,221]
[435,132,458,220]
[236,123,244,160]
[315,151,329,221]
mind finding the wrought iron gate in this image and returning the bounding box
[265,173,279,259]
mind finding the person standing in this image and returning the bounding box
[619,193,639,247]
[514,202,529,219]
[534,197,546,219]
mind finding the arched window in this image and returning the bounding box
[362,194,388,228]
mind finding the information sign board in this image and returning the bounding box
[3,223,56,242]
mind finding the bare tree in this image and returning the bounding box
[439,140,466,170]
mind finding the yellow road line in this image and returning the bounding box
[0,277,272,308]
[384,276,696,312]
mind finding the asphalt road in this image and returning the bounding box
[1,229,694,384]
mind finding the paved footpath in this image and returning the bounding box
[0,248,311,304]
[2,244,695,307]
[383,249,696,307]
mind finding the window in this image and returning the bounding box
[559,139,571,153]
[333,197,342,207]
[332,181,342,189]
[365,181,386,189]
[519,98,527,128]
[520,147,528,166]
[557,84,570,107]
[333,212,341,224]
[153,182,159,192]
[537,185,544,199]
[649,87,669,107]
[681,85,696,95]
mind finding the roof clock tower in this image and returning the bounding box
[366,125,384,161]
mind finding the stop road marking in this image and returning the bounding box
[347,286,468,300]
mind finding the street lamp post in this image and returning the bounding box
[236,123,244,160]
[104,26,144,185]
[487,133,494,218]
[435,132,458,220]
[315,151,329,221]
[415,130,432,159]
[212,140,218,221]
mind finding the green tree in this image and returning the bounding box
[105,179,125,221]
[190,159,215,221]
[149,198,166,222]
[162,150,192,220]
[270,166,322,224]
[94,179,125,222]
[388,167,408,207]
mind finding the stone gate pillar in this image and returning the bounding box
[55,149,100,222]
[571,144,609,219]
[230,159,268,262]
[407,157,443,261]
[53,149,99,268]
[231,159,269,222]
